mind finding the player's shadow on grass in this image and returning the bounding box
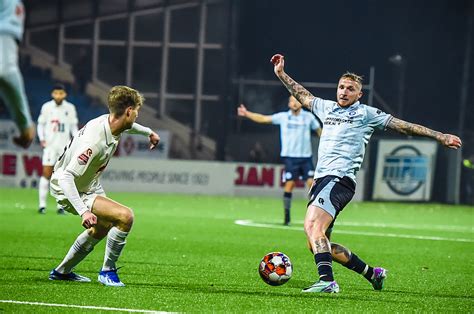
[347,287,473,301]
[0,254,183,268]
[0,254,58,261]
[126,281,414,304]
[381,289,473,301]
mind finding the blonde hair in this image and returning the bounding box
[107,86,144,116]
[340,72,363,88]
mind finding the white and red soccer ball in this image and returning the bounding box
[258,252,293,286]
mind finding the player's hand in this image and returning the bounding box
[81,210,97,229]
[149,131,160,150]
[440,134,462,149]
[40,140,46,148]
[13,125,35,149]
[270,54,285,75]
[237,104,248,117]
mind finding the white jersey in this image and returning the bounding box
[50,114,118,195]
[37,100,78,149]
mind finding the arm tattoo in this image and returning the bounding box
[278,72,315,110]
[314,237,331,253]
[387,117,444,142]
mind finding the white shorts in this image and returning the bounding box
[42,146,64,166]
[52,186,106,215]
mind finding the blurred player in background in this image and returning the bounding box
[37,83,78,214]
[0,0,35,148]
[48,86,160,286]
[271,53,462,293]
[238,96,322,225]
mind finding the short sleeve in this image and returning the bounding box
[271,112,286,125]
[65,144,98,177]
[365,106,392,130]
[70,105,78,125]
[37,105,47,124]
[311,97,334,122]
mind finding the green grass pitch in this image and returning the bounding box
[0,187,472,313]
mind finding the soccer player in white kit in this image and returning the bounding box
[237,96,321,225]
[37,84,78,214]
[48,85,160,286]
[0,0,35,148]
[271,54,462,293]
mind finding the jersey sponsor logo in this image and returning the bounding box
[382,145,428,195]
[318,197,325,205]
[324,116,353,126]
[78,148,93,165]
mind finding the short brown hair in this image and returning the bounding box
[340,72,363,87]
[107,86,144,116]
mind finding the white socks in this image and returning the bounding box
[55,227,129,274]
[55,230,100,274]
[102,227,129,271]
[38,176,49,209]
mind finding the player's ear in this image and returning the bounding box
[125,106,132,117]
[358,90,363,99]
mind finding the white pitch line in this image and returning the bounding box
[234,220,474,243]
[0,300,170,313]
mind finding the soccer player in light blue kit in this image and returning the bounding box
[0,0,35,148]
[270,53,462,293]
[238,96,321,225]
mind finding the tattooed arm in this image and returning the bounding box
[270,54,315,110]
[387,117,462,149]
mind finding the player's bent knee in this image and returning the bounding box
[303,220,313,237]
[312,222,327,237]
[119,207,134,227]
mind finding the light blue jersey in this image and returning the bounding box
[271,110,321,158]
[0,0,24,41]
[311,98,392,183]
[0,0,31,131]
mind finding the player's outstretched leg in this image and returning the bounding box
[331,243,387,290]
[302,205,339,293]
[92,196,134,287]
[50,229,101,282]
[0,72,35,148]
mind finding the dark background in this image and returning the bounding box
[237,0,473,136]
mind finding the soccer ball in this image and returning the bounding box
[258,252,293,286]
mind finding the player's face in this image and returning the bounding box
[125,105,140,128]
[51,90,67,104]
[288,96,302,112]
[336,78,362,107]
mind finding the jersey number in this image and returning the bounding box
[51,119,65,132]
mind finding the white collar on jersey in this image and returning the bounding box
[103,115,118,146]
